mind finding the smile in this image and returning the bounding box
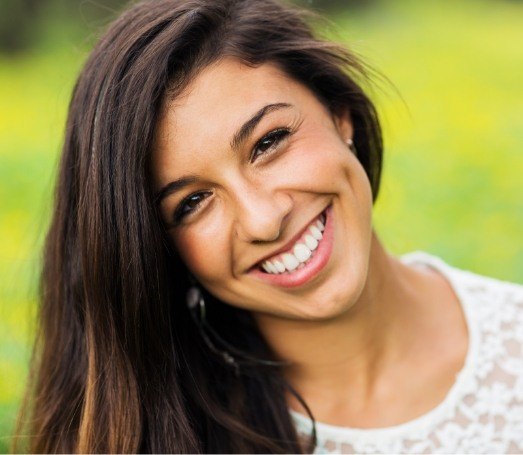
[250,205,334,288]
[260,214,326,274]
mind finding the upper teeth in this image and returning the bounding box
[260,215,325,274]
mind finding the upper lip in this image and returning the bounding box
[249,207,327,270]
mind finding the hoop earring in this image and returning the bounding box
[347,138,357,155]
[186,286,289,376]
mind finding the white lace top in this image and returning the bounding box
[292,251,523,454]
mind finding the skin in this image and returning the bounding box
[152,58,468,428]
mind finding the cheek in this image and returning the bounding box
[172,218,231,283]
[276,135,363,195]
[300,128,373,210]
[342,152,373,207]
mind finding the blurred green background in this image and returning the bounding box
[0,0,522,451]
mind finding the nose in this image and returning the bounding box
[233,182,292,243]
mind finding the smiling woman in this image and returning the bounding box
[15,0,523,453]
[153,59,374,312]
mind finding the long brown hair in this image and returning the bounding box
[16,0,383,452]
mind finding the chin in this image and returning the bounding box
[291,271,367,321]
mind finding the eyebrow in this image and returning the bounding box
[230,102,292,151]
[154,175,198,205]
[154,102,292,205]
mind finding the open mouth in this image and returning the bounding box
[257,209,327,275]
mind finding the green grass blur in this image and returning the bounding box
[0,0,522,450]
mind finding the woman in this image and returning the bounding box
[18,0,523,453]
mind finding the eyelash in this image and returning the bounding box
[250,127,292,162]
[171,190,211,225]
[172,127,293,225]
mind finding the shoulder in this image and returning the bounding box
[401,250,523,316]
[402,250,523,393]
[402,251,523,366]
[436,254,523,330]
[439,256,523,362]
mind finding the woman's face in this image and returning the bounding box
[152,58,373,321]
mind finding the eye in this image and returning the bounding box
[173,191,212,224]
[251,128,291,162]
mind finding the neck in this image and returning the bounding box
[254,231,446,409]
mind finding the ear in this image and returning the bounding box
[332,108,353,144]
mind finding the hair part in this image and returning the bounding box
[16,0,383,452]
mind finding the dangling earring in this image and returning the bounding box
[186,285,289,376]
[186,286,239,374]
[347,138,357,155]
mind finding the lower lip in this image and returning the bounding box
[249,206,334,288]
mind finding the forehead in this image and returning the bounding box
[152,59,313,180]
[163,58,298,126]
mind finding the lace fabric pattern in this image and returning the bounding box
[292,251,523,454]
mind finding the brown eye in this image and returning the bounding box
[251,128,291,162]
[174,191,212,223]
